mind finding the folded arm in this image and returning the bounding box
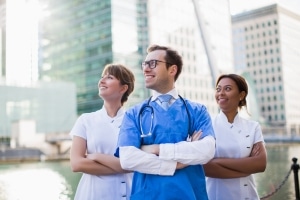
[141,135,215,165]
[86,153,130,173]
[204,141,267,178]
[119,146,177,176]
[70,136,125,175]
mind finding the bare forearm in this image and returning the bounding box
[70,157,120,175]
[204,161,249,178]
[87,153,130,173]
[211,156,266,174]
[216,142,267,174]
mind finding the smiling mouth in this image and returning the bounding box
[145,75,155,80]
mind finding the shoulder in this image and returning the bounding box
[183,98,208,112]
[125,99,149,114]
[238,115,261,129]
[77,110,101,121]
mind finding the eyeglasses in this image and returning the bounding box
[141,60,172,69]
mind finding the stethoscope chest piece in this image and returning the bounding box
[138,95,191,138]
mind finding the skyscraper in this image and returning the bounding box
[0,0,77,143]
[39,0,145,115]
[232,4,300,135]
[40,0,234,116]
[0,0,6,79]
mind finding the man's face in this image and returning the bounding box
[142,50,174,93]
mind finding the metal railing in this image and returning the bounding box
[260,157,300,200]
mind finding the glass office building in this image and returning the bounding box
[40,0,146,115]
[0,0,6,79]
[39,0,233,116]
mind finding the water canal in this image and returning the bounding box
[0,143,299,200]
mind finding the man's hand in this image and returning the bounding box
[187,130,203,141]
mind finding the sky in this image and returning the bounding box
[229,0,300,15]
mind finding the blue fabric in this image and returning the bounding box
[115,97,214,200]
[157,94,172,110]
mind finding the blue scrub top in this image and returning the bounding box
[116,97,214,200]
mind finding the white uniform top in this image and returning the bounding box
[206,111,264,200]
[70,107,132,200]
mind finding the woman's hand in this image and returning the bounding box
[250,142,261,157]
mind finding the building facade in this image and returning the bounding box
[39,0,234,116]
[39,0,145,115]
[232,4,300,135]
[0,0,6,79]
[0,0,77,148]
[0,81,77,147]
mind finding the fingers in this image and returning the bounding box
[250,143,261,156]
[191,130,202,141]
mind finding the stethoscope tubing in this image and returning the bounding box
[138,95,191,138]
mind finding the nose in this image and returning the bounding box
[142,63,150,71]
[216,88,225,95]
[101,75,108,81]
[99,76,107,86]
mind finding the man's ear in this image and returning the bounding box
[169,65,177,77]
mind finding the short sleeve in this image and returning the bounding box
[69,114,87,140]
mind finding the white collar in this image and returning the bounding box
[151,88,179,101]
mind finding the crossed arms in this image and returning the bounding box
[119,131,215,176]
[203,141,267,178]
[70,136,130,176]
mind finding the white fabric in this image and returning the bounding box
[120,136,215,175]
[206,111,264,200]
[159,135,215,165]
[120,146,177,176]
[70,107,132,200]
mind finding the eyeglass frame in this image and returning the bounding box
[141,59,173,69]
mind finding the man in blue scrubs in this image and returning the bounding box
[115,44,215,200]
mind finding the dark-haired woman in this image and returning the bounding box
[204,74,267,200]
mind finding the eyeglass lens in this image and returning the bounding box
[141,60,157,69]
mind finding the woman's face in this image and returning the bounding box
[215,77,245,113]
[98,73,126,101]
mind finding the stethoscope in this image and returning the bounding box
[138,95,191,138]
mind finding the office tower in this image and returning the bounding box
[232,4,300,134]
[147,0,233,115]
[0,0,5,80]
[39,0,145,115]
[5,0,39,85]
[40,0,233,115]
[0,0,77,145]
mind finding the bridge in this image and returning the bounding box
[264,134,300,143]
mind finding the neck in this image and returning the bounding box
[223,110,238,123]
[104,102,122,117]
